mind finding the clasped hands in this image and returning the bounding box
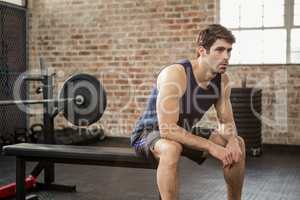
[209,136,243,168]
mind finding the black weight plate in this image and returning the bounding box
[60,73,107,126]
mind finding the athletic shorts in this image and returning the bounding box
[132,127,214,165]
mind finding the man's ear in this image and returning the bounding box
[197,46,207,57]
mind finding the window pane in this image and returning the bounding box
[2,0,25,6]
[229,31,241,64]
[262,29,286,63]
[231,30,264,64]
[291,29,300,63]
[240,30,263,64]
[230,29,286,64]
[295,1,300,25]
[291,29,300,52]
[263,0,284,27]
[291,52,300,63]
[240,0,263,27]
[220,0,240,28]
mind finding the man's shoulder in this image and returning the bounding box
[159,58,191,75]
[156,63,187,96]
[159,63,186,81]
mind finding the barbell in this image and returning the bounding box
[0,97,80,106]
[0,73,107,126]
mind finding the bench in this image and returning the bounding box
[2,138,159,200]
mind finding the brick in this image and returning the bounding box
[71,34,83,39]
[167,13,181,18]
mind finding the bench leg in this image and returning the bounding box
[44,162,55,185]
[16,157,26,200]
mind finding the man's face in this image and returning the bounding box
[200,39,233,74]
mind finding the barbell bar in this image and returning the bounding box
[0,97,82,106]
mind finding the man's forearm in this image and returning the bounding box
[218,122,239,142]
[159,124,213,152]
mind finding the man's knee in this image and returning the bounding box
[236,136,245,150]
[154,140,183,165]
[236,136,246,160]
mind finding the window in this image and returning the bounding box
[220,0,300,64]
[0,0,26,7]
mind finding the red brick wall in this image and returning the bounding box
[27,0,300,145]
[27,0,218,135]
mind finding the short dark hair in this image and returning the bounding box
[196,24,235,56]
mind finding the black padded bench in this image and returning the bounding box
[2,140,158,200]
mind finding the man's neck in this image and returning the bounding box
[191,59,216,86]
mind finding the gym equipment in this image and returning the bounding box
[0,133,14,146]
[0,97,75,106]
[0,73,107,126]
[29,124,44,143]
[2,139,159,200]
[60,73,107,126]
[0,175,37,199]
[231,88,262,156]
[14,128,28,143]
[29,123,106,145]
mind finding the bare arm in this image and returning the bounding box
[215,73,239,142]
[156,65,213,152]
[215,73,243,163]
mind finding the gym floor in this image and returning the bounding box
[1,144,300,200]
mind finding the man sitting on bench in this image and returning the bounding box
[131,24,246,200]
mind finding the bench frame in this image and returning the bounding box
[3,142,159,200]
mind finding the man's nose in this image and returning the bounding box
[223,51,230,60]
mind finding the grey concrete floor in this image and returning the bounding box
[1,146,300,200]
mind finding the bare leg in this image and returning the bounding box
[151,139,183,200]
[209,133,246,200]
[223,137,245,200]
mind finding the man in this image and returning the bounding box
[131,24,245,200]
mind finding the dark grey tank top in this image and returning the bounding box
[130,59,221,145]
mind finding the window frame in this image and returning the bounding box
[217,0,300,65]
